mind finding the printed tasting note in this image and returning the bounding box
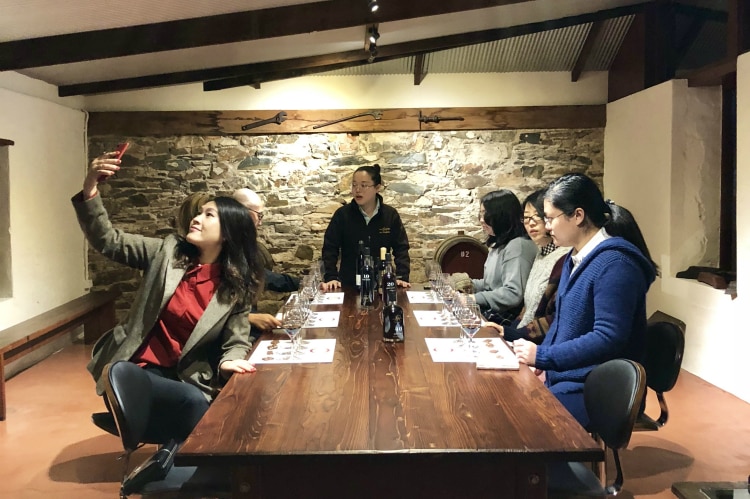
[406,291,441,304]
[249,338,337,364]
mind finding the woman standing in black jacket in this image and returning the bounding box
[321,164,411,291]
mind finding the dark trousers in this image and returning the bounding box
[140,365,210,444]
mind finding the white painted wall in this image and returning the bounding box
[605,76,749,404]
[0,73,90,331]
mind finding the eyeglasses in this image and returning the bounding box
[351,183,375,190]
[521,215,543,225]
[248,208,264,221]
[543,212,566,224]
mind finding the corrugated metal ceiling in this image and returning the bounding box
[321,16,634,76]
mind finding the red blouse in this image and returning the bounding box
[131,263,222,368]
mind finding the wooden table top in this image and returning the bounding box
[177,288,603,466]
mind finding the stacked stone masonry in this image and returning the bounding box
[87,129,603,320]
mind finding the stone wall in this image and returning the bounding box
[87,129,603,320]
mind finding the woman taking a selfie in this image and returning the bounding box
[74,149,264,487]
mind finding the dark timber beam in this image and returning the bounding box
[414,54,427,86]
[0,0,529,71]
[60,2,648,96]
[571,21,604,82]
[87,106,606,136]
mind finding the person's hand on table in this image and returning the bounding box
[320,280,341,292]
[220,359,257,376]
[512,339,537,366]
[396,279,411,288]
[248,313,281,331]
[484,321,504,337]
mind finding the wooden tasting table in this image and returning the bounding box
[176,287,603,499]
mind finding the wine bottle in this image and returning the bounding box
[355,240,364,289]
[377,247,387,300]
[360,248,375,308]
[383,302,405,342]
[382,252,397,306]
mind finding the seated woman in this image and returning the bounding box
[488,189,569,343]
[512,173,658,428]
[467,190,537,325]
[75,151,263,484]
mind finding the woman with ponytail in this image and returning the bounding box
[512,173,657,428]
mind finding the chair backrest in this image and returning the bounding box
[104,361,153,453]
[584,359,646,450]
[643,312,685,393]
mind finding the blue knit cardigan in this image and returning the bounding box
[535,237,656,396]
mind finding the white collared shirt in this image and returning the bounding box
[359,199,381,225]
[570,227,610,274]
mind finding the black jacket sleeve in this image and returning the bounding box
[264,269,300,293]
[322,208,344,282]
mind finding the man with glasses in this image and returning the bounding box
[234,188,300,337]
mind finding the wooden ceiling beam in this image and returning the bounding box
[87,106,606,136]
[0,0,529,71]
[60,2,648,96]
[571,21,605,82]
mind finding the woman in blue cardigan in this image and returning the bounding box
[512,173,658,428]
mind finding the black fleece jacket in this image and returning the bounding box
[322,195,410,286]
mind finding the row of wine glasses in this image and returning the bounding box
[425,263,484,351]
[279,260,326,358]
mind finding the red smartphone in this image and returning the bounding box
[114,142,130,159]
[98,142,130,182]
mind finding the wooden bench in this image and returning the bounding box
[0,289,120,420]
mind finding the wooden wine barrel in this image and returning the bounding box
[434,232,488,279]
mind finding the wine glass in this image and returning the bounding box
[281,304,306,359]
[456,303,482,354]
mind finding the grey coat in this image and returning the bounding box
[471,236,537,313]
[73,193,253,401]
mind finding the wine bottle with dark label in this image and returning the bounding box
[382,252,397,306]
[383,302,405,342]
[360,248,375,309]
[356,240,364,289]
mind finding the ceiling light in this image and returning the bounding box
[368,27,380,44]
[368,0,379,13]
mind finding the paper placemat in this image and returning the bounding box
[406,291,441,304]
[304,311,340,328]
[425,338,475,362]
[425,338,519,369]
[475,339,520,370]
[312,292,345,305]
[249,338,336,364]
[414,310,459,327]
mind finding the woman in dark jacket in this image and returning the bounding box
[320,164,410,291]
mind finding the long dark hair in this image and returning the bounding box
[545,173,658,276]
[544,173,610,228]
[176,196,264,306]
[607,203,660,276]
[353,164,382,186]
[481,190,526,247]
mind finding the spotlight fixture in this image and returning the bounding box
[368,0,379,13]
[368,26,380,44]
[368,44,378,63]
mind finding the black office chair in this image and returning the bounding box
[635,311,685,431]
[102,361,228,498]
[548,359,647,497]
